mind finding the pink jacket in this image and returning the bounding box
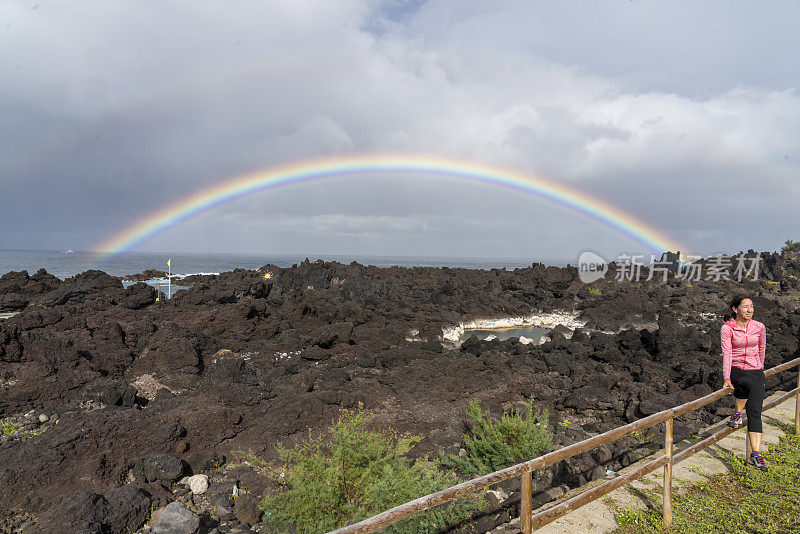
[720,317,766,380]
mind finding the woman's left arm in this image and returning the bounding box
[759,323,767,369]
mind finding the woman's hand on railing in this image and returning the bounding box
[723,379,733,390]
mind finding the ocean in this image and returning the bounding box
[0,249,572,281]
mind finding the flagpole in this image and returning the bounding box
[168,258,171,300]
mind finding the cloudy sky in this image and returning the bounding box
[2,0,799,261]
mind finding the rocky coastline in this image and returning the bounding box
[1,250,799,533]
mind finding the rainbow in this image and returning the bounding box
[93,154,690,258]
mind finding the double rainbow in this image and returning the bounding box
[93,154,689,258]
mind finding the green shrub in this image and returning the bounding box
[438,398,553,477]
[782,239,800,253]
[260,406,482,534]
[588,287,603,297]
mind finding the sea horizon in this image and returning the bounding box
[0,248,575,281]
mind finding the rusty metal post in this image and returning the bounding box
[521,470,533,534]
[663,417,673,529]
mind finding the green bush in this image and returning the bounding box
[782,239,800,253]
[260,406,482,534]
[438,398,553,477]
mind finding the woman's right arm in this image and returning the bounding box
[721,324,733,388]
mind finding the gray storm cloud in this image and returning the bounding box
[1,0,798,259]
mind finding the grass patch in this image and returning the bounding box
[1,417,21,435]
[612,430,800,533]
[630,429,651,446]
[1,417,42,438]
[259,405,482,534]
[437,397,552,478]
[230,449,268,471]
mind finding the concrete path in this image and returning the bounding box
[491,390,798,534]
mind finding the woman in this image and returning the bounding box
[721,295,768,471]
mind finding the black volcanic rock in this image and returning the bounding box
[170,269,271,306]
[39,270,122,307]
[1,251,799,532]
[0,269,61,311]
[122,269,167,282]
[307,321,354,348]
[0,292,27,311]
[84,379,138,407]
[128,322,204,387]
[131,453,184,483]
[27,491,108,534]
[120,282,158,309]
[28,485,151,534]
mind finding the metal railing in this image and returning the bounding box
[329,357,800,533]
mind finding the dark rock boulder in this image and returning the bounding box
[121,282,158,309]
[459,335,481,355]
[84,379,139,407]
[307,322,354,349]
[170,269,271,306]
[205,480,235,509]
[638,394,678,416]
[234,492,263,526]
[123,268,168,282]
[64,270,125,292]
[205,349,259,386]
[0,269,61,311]
[151,501,199,534]
[0,270,33,293]
[0,292,28,311]
[300,346,332,361]
[102,485,152,533]
[27,491,108,534]
[130,453,184,484]
[129,323,203,386]
[655,310,681,362]
[38,270,121,306]
[549,324,572,338]
[12,306,63,332]
[563,386,609,409]
[356,352,377,368]
[27,486,150,534]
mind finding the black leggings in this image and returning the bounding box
[731,366,765,433]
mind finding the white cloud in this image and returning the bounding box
[1,0,799,258]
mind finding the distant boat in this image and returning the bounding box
[62,249,74,254]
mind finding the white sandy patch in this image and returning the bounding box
[131,374,182,401]
[273,350,301,361]
[405,328,425,342]
[441,310,586,343]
